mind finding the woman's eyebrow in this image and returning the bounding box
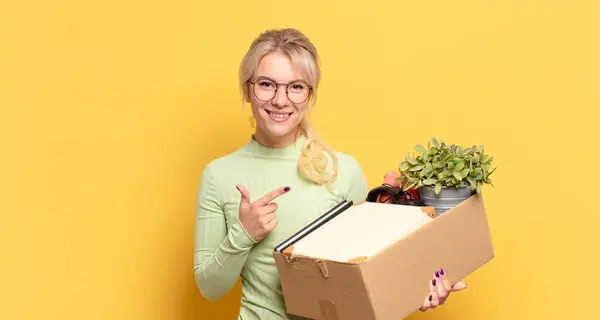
[254,76,307,84]
[254,75,275,82]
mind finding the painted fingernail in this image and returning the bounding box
[440,268,444,276]
[429,295,432,301]
[432,279,436,286]
[284,186,290,192]
[236,185,240,191]
[435,271,440,278]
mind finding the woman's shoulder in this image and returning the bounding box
[332,150,367,186]
[334,151,364,172]
[331,150,368,202]
[200,147,249,179]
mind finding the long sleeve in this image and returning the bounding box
[193,165,257,301]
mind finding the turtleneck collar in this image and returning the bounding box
[246,134,307,159]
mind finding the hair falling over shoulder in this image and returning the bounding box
[297,118,338,186]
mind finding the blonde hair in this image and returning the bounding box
[239,28,338,187]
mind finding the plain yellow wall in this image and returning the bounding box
[1,0,598,319]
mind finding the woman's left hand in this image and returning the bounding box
[419,268,468,312]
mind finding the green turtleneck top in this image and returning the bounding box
[193,135,369,319]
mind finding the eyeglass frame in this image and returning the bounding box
[248,77,313,104]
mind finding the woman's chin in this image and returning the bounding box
[258,123,298,141]
[265,127,293,138]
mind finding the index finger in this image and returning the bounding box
[254,186,290,207]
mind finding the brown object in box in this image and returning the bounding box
[273,194,495,320]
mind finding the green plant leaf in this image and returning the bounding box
[440,170,452,178]
[453,171,463,181]
[461,168,470,178]
[432,137,440,147]
[476,183,482,194]
[467,177,476,190]
[419,166,432,177]
[435,183,442,194]
[423,178,437,185]
[454,162,465,171]
[423,178,438,185]
[415,144,427,153]
[399,162,410,172]
[407,156,419,165]
[409,164,424,172]
[404,180,418,191]
[472,168,482,179]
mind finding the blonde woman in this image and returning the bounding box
[193,28,467,319]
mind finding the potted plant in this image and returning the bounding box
[397,137,496,215]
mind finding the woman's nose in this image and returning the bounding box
[271,87,289,106]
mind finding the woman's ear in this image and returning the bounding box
[242,83,251,103]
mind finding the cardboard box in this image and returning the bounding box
[273,194,495,320]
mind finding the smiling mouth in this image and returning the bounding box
[265,110,293,120]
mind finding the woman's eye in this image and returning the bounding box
[259,81,273,87]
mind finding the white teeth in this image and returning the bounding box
[268,111,289,119]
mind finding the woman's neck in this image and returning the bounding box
[253,127,302,148]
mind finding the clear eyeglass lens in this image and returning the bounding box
[253,80,309,103]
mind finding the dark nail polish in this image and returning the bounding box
[236,185,240,191]
[432,279,436,286]
[435,271,440,278]
[429,295,432,301]
[284,186,290,192]
[440,268,444,276]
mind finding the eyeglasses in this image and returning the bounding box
[249,77,313,104]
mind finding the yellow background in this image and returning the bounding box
[1,0,598,319]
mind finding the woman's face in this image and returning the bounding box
[245,52,312,147]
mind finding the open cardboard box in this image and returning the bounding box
[273,194,495,320]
